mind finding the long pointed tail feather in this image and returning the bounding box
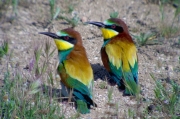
[123,72,139,96]
[76,100,90,114]
[73,89,97,108]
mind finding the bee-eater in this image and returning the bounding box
[87,18,138,96]
[39,28,97,114]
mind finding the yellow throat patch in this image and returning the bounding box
[54,39,74,50]
[100,28,118,39]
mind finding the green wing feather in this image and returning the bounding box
[108,61,124,88]
[123,57,138,95]
[58,63,96,114]
[105,39,138,95]
[76,100,90,114]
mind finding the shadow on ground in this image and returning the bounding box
[91,63,110,81]
[41,63,119,102]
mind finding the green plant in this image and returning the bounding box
[127,108,135,119]
[174,1,180,18]
[132,32,156,46]
[68,4,75,13]
[59,14,80,28]
[59,2,80,28]
[49,0,60,20]
[158,0,180,37]
[159,0,180,21]
[0,40,67,118]
[0,40,9,59]
[159,0,167,22]
[107,86,113,103]
[109,11,119,18]
[12,0,18,16]
[150,73,180,118]
[98,81,107,89]
[47,0,81,28]
[0,0,18,20]
[159,24,179,37]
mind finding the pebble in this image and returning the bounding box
[81,16,87,23]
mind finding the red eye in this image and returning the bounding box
[64,36,69,40]
[111,25,116,29]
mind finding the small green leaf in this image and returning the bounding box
[53,7,60,20]
[29,80,41,94]
[49,48,56,57]
[110,11,119,18]
[68,5,74,13]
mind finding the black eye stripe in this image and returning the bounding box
[59,36,77,45]
[105,24,123,33]
[105,25,113,29]
[64,36,69,40]
[111,25,116,29]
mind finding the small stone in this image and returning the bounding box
[81,16,87,23]
[94,57,98,60]
[56,75,61,81]
[147,104,155,112]
[167,65,173,71]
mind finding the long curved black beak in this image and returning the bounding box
[86,21,105,28]
[39,32,60,39]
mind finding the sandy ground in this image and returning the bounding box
[0,0,180,118]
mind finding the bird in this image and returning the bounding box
[39,28,97,114]
[87,18,138,96]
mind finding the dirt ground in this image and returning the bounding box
[0,0,180,118]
